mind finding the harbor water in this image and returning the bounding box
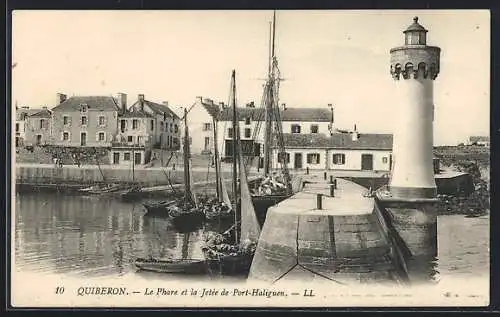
[13,191,489,283]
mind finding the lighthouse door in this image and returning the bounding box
[361,154,373,171]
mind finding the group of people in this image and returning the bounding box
[52,153,81,168]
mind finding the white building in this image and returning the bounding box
[271,131,393,172]
[15,106,45,147]
[468,136,489,147]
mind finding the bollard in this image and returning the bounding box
[329,175,333,184]
[306,167,309,175]
[316,194,323,210]
[324,172,327,180]
[330,184,335,197]
[333,178,337,189]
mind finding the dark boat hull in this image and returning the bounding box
[251,194,292,224]
[205,253,254,276]
[135,258,208,274]
[171,211,206,232]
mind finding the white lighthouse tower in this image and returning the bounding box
[389,17,441,199]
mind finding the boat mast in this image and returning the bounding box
[231,70,240,244]
[212,116,222,200]
[183,108,192,202]
[263,11,276,177]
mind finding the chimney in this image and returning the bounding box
[196,96,203,103]
[138,94,145,110]
[57,93,67,104]
[219,102,224,107]
[117,92,127,112]
[204,98,213,105]
[351,124,359,141]
[42,106,47,110]
[162,101,169,107]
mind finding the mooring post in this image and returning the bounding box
[330,184,335,197]
[316,194,323,210]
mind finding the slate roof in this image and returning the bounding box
[16,108,45,120]
[469,136,489,143]
[216,107,331,122]
[118,108,154,118]
[28,109,52,118]
[274,133,393,150]
[131,100,180,120]
[52,96,120,112]
[200,101,222,119]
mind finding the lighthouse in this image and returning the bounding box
[389,17,441,199]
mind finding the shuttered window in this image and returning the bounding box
[332,153,346,165]
[306,153,320,164]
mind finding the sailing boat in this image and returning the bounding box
[142,109,205,229]
[78,148,123,194]
[250,11,294,221]
[201,70,261,276]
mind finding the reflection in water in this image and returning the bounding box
[14,192,489,283]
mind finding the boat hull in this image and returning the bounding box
[251,194,292,224]
[134,258,208,274]
[205,253,254,276]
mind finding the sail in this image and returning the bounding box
[237,139,261,243]
[220,172,232,209]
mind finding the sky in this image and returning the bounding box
[11,10,490,145]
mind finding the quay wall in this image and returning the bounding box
[15,165,237,188]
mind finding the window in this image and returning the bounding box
[204,137,210,150]
[132,119,139,129]
[63,116,69,125]
[174,124,178,133]
[291,124,301,134]
[332,153,346,165]
[98,132,105,141]
[163,113,168,121]
[127,136,133,143]
[63,132,69,141]
[98,116,105,126]
[124,152,131,161]
[244,128,251,138]
[306,153,320,164]
[310,124,319,134]
[245,117,251,125]
[228,128,233,138]
[15,123,19,132]
[203,123,211,131]
[81,116,88,126]
[278,152,290,163]
[40,119,48,129]
[170,124,173,133]
[81,104,88,112]
[151,120,154,131]
[160,122,164,131]
[382,157,388,164]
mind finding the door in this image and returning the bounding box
[134,152,142,165]
[36,135,42,145]
[120,120,126,133]
[294,153,303,169]
[361,154,373,170]
[80,132,87,146]
[113,153,120,164]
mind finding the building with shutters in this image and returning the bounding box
[51,94,120,147]
[271,131,394,172]
[22,107,53,147]
[15,106,48,147]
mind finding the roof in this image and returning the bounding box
[132,100,180,119]
[52,96,120,112]
[118,108,154,118]
[200,101,222,118]
[404,17,428,33]
[469,136,489,143]
[16,108,45,120]
[274,133,393,150]
[28,109,52,118]
[217,106,331,122]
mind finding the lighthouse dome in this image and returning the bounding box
[403,17,428,45]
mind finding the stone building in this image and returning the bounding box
[15,106,46,147]
[23,107,52,147]
[51,94,119,147]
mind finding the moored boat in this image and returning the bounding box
[134,257,208,274]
